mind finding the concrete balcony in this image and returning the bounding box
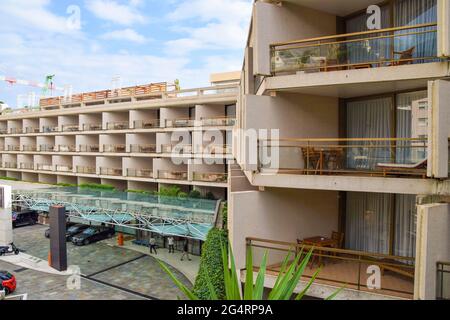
[56,145,76,152]
[79,144,100,152]
[8,128,22,134]
[133,119,160,129]
[76,166,96,174]
[193,172,228,183]
[3,162,17,169]
[22,145,37,152]
[106,121,129,130]
[103,144,126,153]
[164,118,195,128]
[158,170,188,181]
[82,123,102,131]
[37,164,53,171]
[99,167,123,176]
[55,165,73,172]
[126,168,153,178]
[41,126,59,133]
[19,163,34,170]
[24,127,40,134]
[38,144,56,152]
[6,145,20,151]
[129,144,157,153]
[61,124,80,132]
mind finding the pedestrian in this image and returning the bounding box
[180,238,191,261]
[167,236,175,253]
[149,236,157,254]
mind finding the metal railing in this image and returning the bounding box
[55,165,73,172]
[22,145,37,152]
[247,237,415,299]
[41,126,59,133]
[106,121,129,130]
[258,138,428,177]
[8,128,22,134]
[165,118,195,128]
[99,167,123,176]
[24,127,40,134]
[103,144,126,153]
[126,168,153,178]
[19,163,34,170]
[79,144,100,152]
[271,23,439,75]
[61,124,80,132]
[158,170,188,180]
[82,123,102,131]
[37,164,53,171]
[193,172,228,183]
[56,145,76,152]
[7,145,20,151]
[76,166,96,174]
[437,262,450,300]
[3,162,17,169]
[199,144,232,154]
[160,144,192,154]
[133,119,160,129]
[129,144,157,153]
[0,129,8,135]
[39,144,56,152]
[200,117,236,127]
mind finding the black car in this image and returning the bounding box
[71,226,115,246]
[12,210,38,228]
[44,222,82,240]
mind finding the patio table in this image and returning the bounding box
[302,236,337,267]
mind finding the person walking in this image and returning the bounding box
[167,236,175,253]
[149,236,157,255]
[180,238,191,261]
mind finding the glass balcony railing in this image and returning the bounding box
[39,144,56,152]
[8,128,23,134]
[133,119,160,129]
[56,145,76,152]
[126,168,153,178]
[22,145,37,152]
[79,144,100,152]
[82,123,103,131]
[271,23,439,75]
[24,127,40,133]
[158,170,188,180]
[200,117,236,127]
[3,162,17,169]
[61,124,80,132]
[7,145,20,151]
[100,167,123,176]
[0,129,8,135]
[160,144,192,154]
[258,138,428,178]
[129,144,157,153]
[37,164,53,171]
[199,144,232,154]
[19,163,34,170]
[103,144,126,153]
[76,166,96,174]
[165,118,195,128]
[193,172,228,183]
[106,121,129,130]
[55,165,73,172]
[41,125,59,133]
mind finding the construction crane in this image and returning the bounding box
[0,74,65,96]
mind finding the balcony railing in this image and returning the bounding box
[193,172,228,183]
[129,144,157,153]
[3,162,17,169]
[199,144,232,154]
[248,237,415,299]
[200,117,236,127]
[126,168,153,178]
[37,164,53,171]
[61,124,80,132]
[19,163,34,170]
[56,145,76,152]
[7,145,20,151]
[76,166,96,174]
[22,145,37,152]
[41,126,59,133]
[158,170,188,180]
[24,127,40,133]
[165,118,195,128]
[0,129,8,135]
[133,119,160,129]
[258,138,428,178]
[271,23,439,75]
[100,167,123,176]
[82,123,103,131]
[437,262,450,300]
[8,128,22,134]
[103,144,126,153]
[55,165,73,172]
[79,144,100,152]
[160,144,192,154]
[39,144,56,152]
[106,121,129,130]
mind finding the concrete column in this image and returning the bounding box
[437,0,450,57]
[414,203,450,300]
[0,185,13,246]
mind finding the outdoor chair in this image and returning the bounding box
[389,46,416,66]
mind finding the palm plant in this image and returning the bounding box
[158,242,342,300]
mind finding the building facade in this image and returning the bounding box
[230,0,450,300]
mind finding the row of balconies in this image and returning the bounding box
[0,143,232,154]
[0,162,228,183]
[0,117,236,135]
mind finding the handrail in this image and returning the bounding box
[272,23,437,48]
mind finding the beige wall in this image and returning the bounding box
[229,187,339,269]
[129,109,158,127]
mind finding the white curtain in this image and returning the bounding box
[394,194,417,258]
[394,0,437,61]
[346,97,393,169]
[396,90,428,163]
[346,192,392,254]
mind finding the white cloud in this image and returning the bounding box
[85,0,147,26]
[101,29,148,43]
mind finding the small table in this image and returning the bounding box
[302,236,337,267]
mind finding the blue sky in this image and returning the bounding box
[0,0,252,107]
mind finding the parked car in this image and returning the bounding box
[71,226,115,246]
[0,271,16,295]
[44,222,81,240]
[12,210,38,228]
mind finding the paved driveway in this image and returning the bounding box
[10,224,192,300]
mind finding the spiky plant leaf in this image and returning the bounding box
[243,245,254,300]
[295,267,321,300]
[157,260,198,300]
[252,251,268,300]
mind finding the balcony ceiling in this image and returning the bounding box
[285,0,379,17]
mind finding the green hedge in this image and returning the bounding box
[0,176,19,181]
[193,228,228,300]
[78,183,116,191]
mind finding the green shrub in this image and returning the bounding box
[188,190,201,199]
[79,183,116,191]
[205,191,216,200]
[157,186,182,197]
[178,191,188,198]
[56,183,77,187]
[0,176,19,181]
[222,202,228,228]
[125,189,150,194]
[193,228,228,300]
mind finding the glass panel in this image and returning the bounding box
[394,194,417,259]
